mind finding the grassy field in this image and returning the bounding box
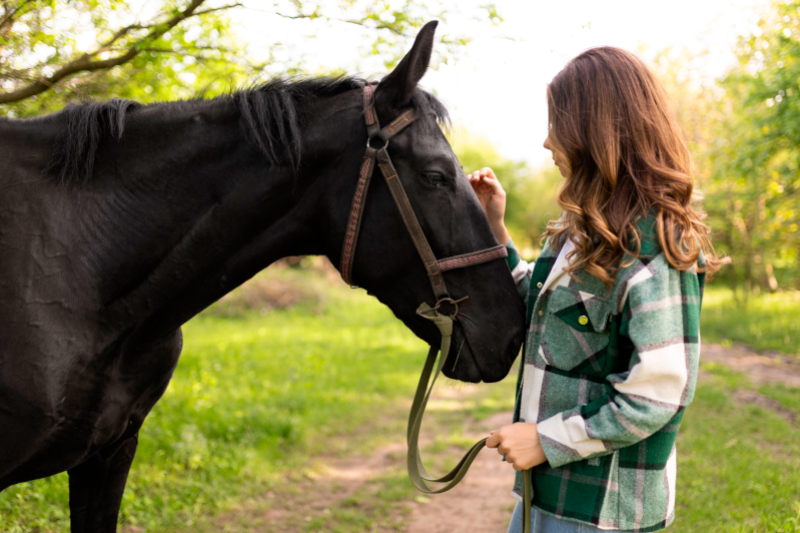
[0,266,517,532]
[1,270,799,532]
[701,286,800,356]
[674,363,800,532]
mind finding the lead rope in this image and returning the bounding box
[412,303,532,533]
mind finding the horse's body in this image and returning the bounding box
[0,23,525,531]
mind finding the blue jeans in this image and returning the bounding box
[507,502,608,533]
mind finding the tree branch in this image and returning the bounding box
[193,4,243,17]
[0,0,32,33]
[137,45,236,55]
[0,0,241,104]
[264,9,411,37]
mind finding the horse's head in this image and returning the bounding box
[313,22,525,383]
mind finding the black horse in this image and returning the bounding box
[0,22,525,531]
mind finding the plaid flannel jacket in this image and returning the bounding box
[505,223,705,532]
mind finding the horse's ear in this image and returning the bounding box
[376,20,438,108]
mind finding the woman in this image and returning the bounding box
[470,47,722,532]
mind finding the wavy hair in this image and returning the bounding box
[543,46,723,285]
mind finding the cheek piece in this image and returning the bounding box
[338,82,533,533]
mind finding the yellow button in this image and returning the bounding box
[536,282,543,288]
[538,310,544,316]
[578,315,589,325]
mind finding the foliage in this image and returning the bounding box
[651,1,800,294]
[514,164,563,251]
[0,0,250,117]
[277,0,503,69]
[721,1,800,293]
[0,0,502,118]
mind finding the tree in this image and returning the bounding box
[649,1,800,296]
[0,0,502,117]
[719,1,800,292]
[0,0,242,116]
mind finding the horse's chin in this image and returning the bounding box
[442,312,520,384]
[441,323,484,383]
[441,332,482,383]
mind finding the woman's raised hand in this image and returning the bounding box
[468,167,511,245]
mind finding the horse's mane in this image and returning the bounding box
[45,76,450,184]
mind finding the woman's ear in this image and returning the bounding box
[375,20,438,110]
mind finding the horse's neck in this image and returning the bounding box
[84,99,321,336]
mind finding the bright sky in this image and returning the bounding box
[228,0,768,166]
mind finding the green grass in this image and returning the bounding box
[701,286,800,356]
[0,267,519,533]
[758,383,800,416]
[0,270,435,532]
[672,363,800,532]
[3,271,800,532]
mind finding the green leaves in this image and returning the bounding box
[714,2,800,293]
[653,2,800,294]
[0,1,501,117]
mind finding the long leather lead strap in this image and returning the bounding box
[412,303,532,533]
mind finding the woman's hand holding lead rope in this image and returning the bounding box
[486,422,548,471]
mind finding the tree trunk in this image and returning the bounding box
[763,262,779,292]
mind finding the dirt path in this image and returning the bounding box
[406,411,516,533]
[700,342,800,387]
[207,342,800,533]
[404,342,800,533]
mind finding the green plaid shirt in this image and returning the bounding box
[505,223,705,532]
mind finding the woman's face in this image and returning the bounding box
[543,131,570,178]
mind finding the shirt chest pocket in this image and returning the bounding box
[539,286,613,377]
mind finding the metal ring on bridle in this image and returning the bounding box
[416,295,469,320]
[367,135,389,150]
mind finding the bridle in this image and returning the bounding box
[340,82,508,307]
[339,82,533,533]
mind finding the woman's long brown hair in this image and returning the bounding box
[543,46,723,285]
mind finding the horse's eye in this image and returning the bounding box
[421,172,447,187]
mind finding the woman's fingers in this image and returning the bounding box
[468,170,503,195]
[479,167,498,181]
[468,168,497,182]
[479,175,504,197]
[468,172,483,189]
